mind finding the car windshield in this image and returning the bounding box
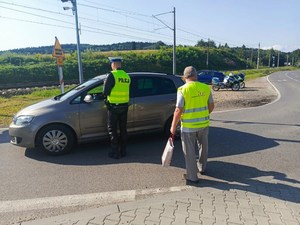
[54,75,106,101]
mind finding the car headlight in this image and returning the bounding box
[13,115,34,126]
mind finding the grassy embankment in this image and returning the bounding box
[0,67,298,128]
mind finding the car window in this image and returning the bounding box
[71,84,104,104]
[157,77,176,95]
[130,76,176,97]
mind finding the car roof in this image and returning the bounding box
[93,72,181,80]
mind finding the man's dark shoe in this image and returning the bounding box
[108,152,120,159]
[183,174,199,184]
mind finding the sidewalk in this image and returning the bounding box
[21,181,300,225]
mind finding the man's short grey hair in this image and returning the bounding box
[183,66,197,78]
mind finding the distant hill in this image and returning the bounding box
[0,41,167,55]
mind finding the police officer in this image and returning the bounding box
[103,57,131,159]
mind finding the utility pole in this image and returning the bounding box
[153,8,176,74]
[277,51,280,67]
[173,7,176,74]
[257,43,260,69]
[61,0,84,83]
[206,38,209,69]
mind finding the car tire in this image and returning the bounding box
[36,124,75,155]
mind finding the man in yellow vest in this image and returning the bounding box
[170,66,214,184]
[104,57,131,159]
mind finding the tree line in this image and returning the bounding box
[0,41,299,85]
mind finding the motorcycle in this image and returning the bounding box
[229,73,245,89]
[212,76,240,91]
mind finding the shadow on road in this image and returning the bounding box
[198,161,300,204]
[22,127,300,203]
[24,126,279,166]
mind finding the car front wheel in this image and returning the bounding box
[36,124,75,155]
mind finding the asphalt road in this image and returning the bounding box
[0,70,299,224]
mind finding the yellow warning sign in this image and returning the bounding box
[56,57,64,66]
[52,37,65,58]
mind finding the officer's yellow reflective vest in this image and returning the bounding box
[179,82,210,129]
[107,70,131,104]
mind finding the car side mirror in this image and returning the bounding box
[84,94,93,103]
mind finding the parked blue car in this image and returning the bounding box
[197,70,225,84]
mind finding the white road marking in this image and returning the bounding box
[0,186,191,213]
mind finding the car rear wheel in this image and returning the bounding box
[36,124,75,155]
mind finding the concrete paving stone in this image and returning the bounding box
[176,201,190,215]
[130,211,150,225]
[274,201,289,210]
[201,196,214,207]
[118,215,135,225]
[263,202,279,213]
[225,191,238,203]
[277,208,295,221]
[149,203,164,211]
[75,218,96,225]
[213,203,228,216]
[200,206,215,219]
[235,190,250,200]
[159,216,173,225]
[172,212,188,224]
[121,210,136,218]
[188,199,202,212]
[106,213,121,222]
[186,210,201,223]
[160,205,176,219]
[268,212,285,225]
[145,208,163,222]
[226,222,244,225]
[237,198,250,208]
[285,202,300,211]
[144,221,159,225]
[214,214,228,224]
[199,217,215,225]
[254,215,270,225]
[103,220,119,225]
[88,215,107,225]
[281,219,300,225]
[135,208,150,215]
[226,209,242,224]
[239,207,255,221]
[226,201,239,211]
[251,204,267,217]
[242,218,258,225]
[186,221,202,225]
[249,196,262,206]
[177,199,191,205]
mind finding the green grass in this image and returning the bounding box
[0,86,74,128]
[226,66,298,80]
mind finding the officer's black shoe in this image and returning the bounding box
[108,152,120,159]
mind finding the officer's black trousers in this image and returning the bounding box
[107,105,128,156]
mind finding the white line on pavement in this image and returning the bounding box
[0,186,191,213]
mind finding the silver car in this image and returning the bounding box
[9,72,184,155]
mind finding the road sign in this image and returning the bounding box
[52,37,65,58]
[56,57,64,66]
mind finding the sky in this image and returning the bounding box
[0,0,299,52]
